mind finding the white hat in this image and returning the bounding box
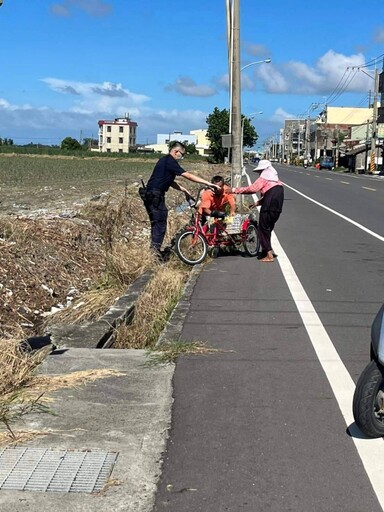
[253,159,271,172]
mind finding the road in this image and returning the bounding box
[153,164,384,512]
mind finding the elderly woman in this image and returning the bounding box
[231,160,284,262]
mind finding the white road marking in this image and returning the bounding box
[271,234,384,510]
[243,171,384,508]
[283,183,384,242]
[340,181,350,185]
[325,178,333,180]
[362,186,377,191]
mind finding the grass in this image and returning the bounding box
[144,340,220,366]
[114,260,189,349]
[0,340,52,439]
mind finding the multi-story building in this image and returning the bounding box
[145,129,212,157]
[98,114,137,153]
[282,119,306,163]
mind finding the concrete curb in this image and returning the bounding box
[48,271,153,349]
[156,264,202,347]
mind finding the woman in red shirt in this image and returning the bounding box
[231,160,284,262]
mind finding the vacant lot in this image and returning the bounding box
[0,153,224,340]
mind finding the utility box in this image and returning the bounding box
[221,134,232,148]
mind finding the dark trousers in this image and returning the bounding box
[258,185,284,252]
[144,191,167,252]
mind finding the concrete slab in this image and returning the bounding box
[0,348,174,512]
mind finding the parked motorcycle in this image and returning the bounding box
[353,304,384,438]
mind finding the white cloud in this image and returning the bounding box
[257,64,289,93]
[41,78,151,115]
[270,107,296,123]
[374,27,384,43]
[165,77,216,97]
[51,0,112,17]
[0,82,209,145]
[256,50,370,95]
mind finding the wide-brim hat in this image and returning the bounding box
[253,159,271,172]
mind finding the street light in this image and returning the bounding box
[240,58,271,72]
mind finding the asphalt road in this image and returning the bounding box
[152,164,384,511]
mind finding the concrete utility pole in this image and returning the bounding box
[230,0,242,199]
[370,68,379,174]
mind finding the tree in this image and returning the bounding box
[61,137,82,151]
[206,107,230,163]
[185,143,198,155]
[82,138,98,150]
[242,116,258,149]
[206,107,258,163]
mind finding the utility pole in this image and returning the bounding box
[230,0,242,203]
[365,119,370,172]
[370,68,379,174]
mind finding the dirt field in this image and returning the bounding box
[0,154,223,340]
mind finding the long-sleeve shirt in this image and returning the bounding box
[234,176,283,197]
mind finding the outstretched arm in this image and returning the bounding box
[181,171,220,190]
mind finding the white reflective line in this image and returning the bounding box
[340,181,350,185]
[272,234,384,510]
[325,177,333,180]
[283,182,384,242]
[242,171,384,507]
[362,186,377,191]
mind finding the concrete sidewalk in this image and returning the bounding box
[0,348,174,512]
[0,264,203,511]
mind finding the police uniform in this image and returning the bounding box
[144,154,185,252]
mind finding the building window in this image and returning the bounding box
[119,137,123,144]
[119,126,124,133]
[119,149,123,153]
[107,148,111,153]
[107,126,111,132]
[107,137,111,143]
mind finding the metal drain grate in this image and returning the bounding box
[0,447,118,493]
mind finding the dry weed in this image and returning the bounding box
[0,340,51,437]
[114,261,188,349]
[30,368,125,394]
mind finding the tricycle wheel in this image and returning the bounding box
[175,230,208,265]
[243,224,259,256]
[353,359,384,438]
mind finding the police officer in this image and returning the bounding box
[143,141,219,257]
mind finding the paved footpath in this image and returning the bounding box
[153,254,381,512]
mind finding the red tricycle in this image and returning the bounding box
[173,205,260,265]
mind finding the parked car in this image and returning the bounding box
[319,156,334,170]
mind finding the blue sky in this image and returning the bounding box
[0,0,383,147]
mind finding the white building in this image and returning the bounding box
[145,129,212,157]
[98,114,137,153]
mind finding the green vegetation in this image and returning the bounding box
[0,154,155,187]
[206,107,258,163]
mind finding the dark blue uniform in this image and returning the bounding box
[144,155,185,252]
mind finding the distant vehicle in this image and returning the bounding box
[319,156,334,170]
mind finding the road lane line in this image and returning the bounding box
[325,178,333,180]
[283,183,384,242]
[362,186,377,191]
[340,181,350,184]
[243,171,384,508]
[271,234,384,510]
